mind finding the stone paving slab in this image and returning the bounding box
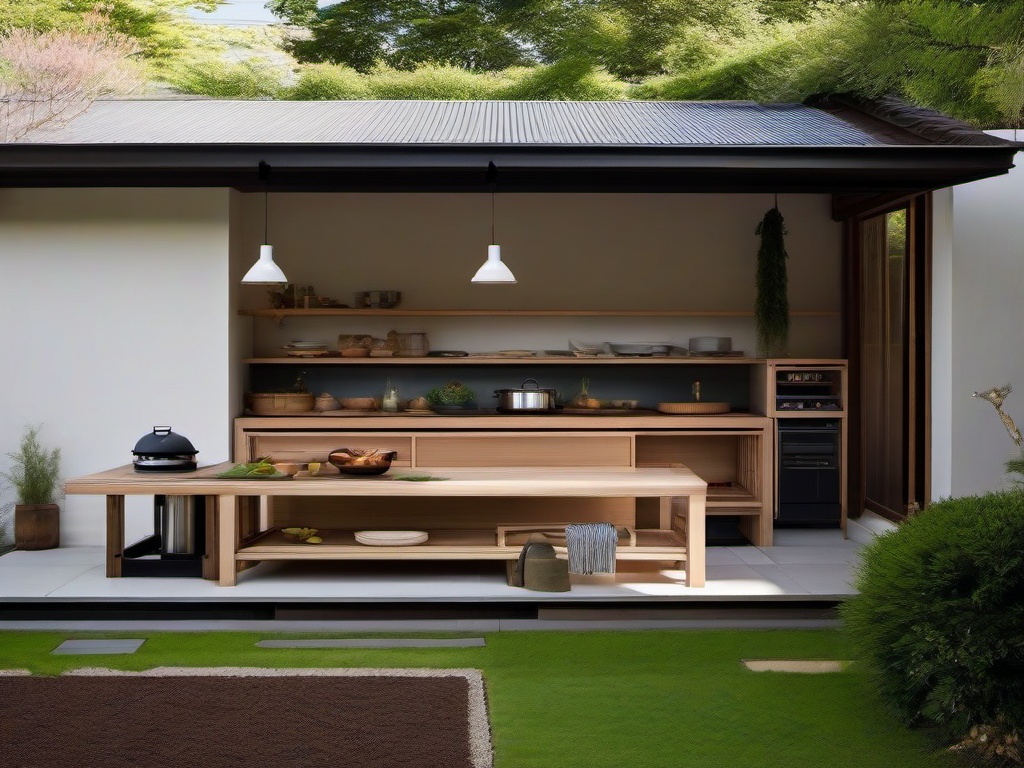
[256,638,486,649]
[743,659,850,673]
[52,639,145,655]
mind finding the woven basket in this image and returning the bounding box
[657,401,731,415]
[248,392,314,414]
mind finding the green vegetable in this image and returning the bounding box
[217,458,282,478]
[425,380,475,407]
[394,474,449,482]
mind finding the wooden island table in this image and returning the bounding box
[65,463,707,588]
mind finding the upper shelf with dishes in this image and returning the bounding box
[244,335,761,364]
[238,308,839,319]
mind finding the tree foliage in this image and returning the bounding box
[270,0,533,72]
[1,20,145,140]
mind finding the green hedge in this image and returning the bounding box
[841,491,1024,757]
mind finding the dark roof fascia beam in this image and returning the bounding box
[0,144,1016,194]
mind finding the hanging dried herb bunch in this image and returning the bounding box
[754,206,790,358]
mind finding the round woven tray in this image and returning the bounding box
[657,402,731,414]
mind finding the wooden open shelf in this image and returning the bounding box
[239,308,839,319]
[238,526,687,562]
[244,356,762,365]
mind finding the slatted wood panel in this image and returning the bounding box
[416,435,632,467]
[272,496,635,530]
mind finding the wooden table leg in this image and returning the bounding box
[202,496,218,581]
[105,495,125,578]
[218,494,237,586]
[684,493,706,588]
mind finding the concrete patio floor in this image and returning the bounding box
[0,517,890,606]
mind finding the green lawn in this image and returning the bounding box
[0,629,961,767]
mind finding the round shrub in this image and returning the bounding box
[287,64,372,100]
[841,491,1024,753]
[366,65,509,100]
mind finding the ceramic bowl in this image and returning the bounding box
[328,448,398,475]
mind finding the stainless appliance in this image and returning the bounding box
[776,419,841,526]
[494,378,558,412]
[120,495,206,576]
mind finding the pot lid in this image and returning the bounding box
[132,426,197,456]
[494,377,555,394]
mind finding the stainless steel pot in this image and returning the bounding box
[494,378,557,412]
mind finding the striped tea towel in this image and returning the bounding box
[564,522,618,574]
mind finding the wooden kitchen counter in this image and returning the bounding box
[66,463,708,588]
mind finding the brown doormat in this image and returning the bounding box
[0,668,492,768]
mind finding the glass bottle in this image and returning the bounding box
[382,378,400,412]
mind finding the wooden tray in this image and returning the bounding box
[558,408,659,415]
[657,402,731,414]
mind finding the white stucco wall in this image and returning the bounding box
[933,131,1024,497]
[0,188,234,546]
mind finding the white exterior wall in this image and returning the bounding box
[933,131,1024,497]
[0,188,234,546]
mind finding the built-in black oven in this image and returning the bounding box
[776,419,841,526]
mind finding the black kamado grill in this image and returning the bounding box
[132,426,198,472]
[124,426,206,577]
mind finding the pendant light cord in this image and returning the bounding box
[486,161,498,245]
[259,160,271,246]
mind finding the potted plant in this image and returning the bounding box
[1,426,61,550]
[426,380,476,411]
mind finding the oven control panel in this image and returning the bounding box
[774,369,843,412]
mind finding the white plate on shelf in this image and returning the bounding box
[355,530,429,546]
[285,340,329,349]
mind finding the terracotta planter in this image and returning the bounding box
[14,503,60,550]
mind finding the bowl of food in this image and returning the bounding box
[328,448,398,475]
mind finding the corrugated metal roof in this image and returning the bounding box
[19,99,888,146]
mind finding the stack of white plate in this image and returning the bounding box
[568,338,605,355]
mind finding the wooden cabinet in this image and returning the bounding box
[234,413,775,546]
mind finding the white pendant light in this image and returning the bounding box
[243,244,287,284]
[242,160,288,285]
[472,244,517,283]
[471,161,516,284]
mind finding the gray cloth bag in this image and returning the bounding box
[512,536,570,592]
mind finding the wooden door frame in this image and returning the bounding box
[842,193,932,522]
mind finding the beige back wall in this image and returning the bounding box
[239,193,842,357]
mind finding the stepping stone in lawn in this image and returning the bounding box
[743,659,850,673]
[52,640,145,655]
